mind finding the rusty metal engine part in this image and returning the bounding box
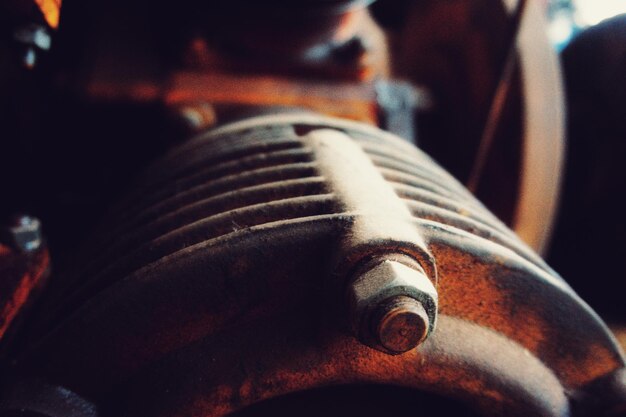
[36,0,562,256]
[0,113,623,417]
[0,216,50,347]
[382,0,564,254]
[85,72,428,137]
[0,0,565,261]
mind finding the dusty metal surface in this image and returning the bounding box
[0,113,622,417]
[2,1,618,416]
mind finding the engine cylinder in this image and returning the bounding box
[2,113,624,417]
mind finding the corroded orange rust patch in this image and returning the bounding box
[176,317,568,417]
[431,241,622,388]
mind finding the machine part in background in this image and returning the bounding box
[0,216,49,348]
[1,0,59,70]
[85,72,427,131]
[182,0,387,80]
[377,0,564,254]
[9,0,564,257]
[511,0,564,255]
[0,114,623,417]
[1,1,621,416]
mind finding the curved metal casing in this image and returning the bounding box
[1,114,624,417]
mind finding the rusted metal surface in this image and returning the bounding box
[1,113,622,417]
[0,1,618,415]
[86,73,427,131]
[88,72,380,124]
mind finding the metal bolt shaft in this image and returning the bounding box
[372,295,429,354]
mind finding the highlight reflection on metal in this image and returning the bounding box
[2,114,623,417]
[34,0,62,29]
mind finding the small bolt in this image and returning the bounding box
[2,216,43,253]
[373,295,429,354]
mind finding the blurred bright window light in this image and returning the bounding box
[574,0,626,25]
[547,0,626,49]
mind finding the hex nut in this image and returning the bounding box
[346,257,437,354]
